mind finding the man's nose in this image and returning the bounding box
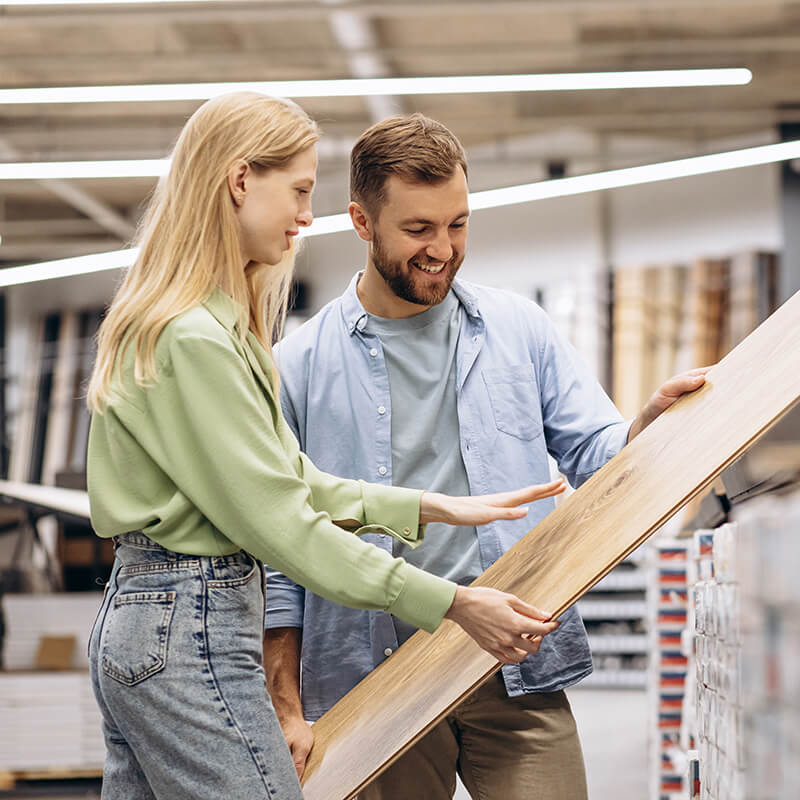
[426,228,453,262]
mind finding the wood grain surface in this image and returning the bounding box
[301,290,800,800]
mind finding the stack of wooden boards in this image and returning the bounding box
[612,252,778,418]
[3,308,109,590]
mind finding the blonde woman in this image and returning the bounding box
[85,92,564,800]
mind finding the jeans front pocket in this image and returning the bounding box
[101,591,176,686]
[482,364,544,441]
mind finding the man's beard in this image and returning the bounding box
[371,233,463,307]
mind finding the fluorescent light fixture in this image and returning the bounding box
[0,69,752,105]
[0,159,169,181]
[0,248,138,287]
[468,139,800,210]
[3,138,797,288]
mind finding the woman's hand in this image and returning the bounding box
[445,585,559,664]
[419,479,566,526]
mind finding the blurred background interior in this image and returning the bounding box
[1,2,800,798]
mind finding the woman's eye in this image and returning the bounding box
[406,228,426,235]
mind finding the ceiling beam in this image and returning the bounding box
[0,219,104,237]
[0,0,793,27]
[0,139,135,241]
[4,37,800,72]
[324,0,403,122]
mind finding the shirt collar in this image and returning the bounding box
[202,287,243,333]
[340,271,482,335]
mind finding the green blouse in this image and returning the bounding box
[87,289,456,633]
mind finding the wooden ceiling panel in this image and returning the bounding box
[377,12,579,49]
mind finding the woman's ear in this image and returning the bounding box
[227,160,249,208]
[348,201,374,242]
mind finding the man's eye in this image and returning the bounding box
[450,223,466,229]
[406,228,426,234]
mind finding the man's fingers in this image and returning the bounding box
[663,366,715,397]
[292,745,312,779]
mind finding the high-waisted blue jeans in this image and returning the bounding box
[88,532,303,800]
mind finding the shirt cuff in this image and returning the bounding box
[359,482,425,546]
[387,566,457,634]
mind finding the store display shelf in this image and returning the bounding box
[577,600,648,619]
[578,669,648,689]
[588,634,649,653]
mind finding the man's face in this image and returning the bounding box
[368,168,469,308]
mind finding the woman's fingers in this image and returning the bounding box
[423,480,569,526]
[508,596,555,622]
[445,586,562,666]
[483,479,566,507]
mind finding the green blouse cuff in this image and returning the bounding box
[388,566,457,634]
[358,482,426,548]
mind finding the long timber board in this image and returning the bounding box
[301,289,800,800]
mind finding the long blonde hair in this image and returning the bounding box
[87,92,319,412]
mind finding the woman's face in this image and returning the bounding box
[232,145,317,267]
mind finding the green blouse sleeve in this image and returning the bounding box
[113,326,455,633]
[289,437,427,547]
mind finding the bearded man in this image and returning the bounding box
[264,113,706,800]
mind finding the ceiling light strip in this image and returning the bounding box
[2,138,796,288]
[0,159,169,180]
[0,69,752,105]
[468,139,800,209]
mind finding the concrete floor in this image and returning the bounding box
[0,690,648,800]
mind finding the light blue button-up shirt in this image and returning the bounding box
[266,274,631,720]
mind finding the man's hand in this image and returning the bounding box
[627,367,712,442]
[263,627,314,779]
[276,711,314,780]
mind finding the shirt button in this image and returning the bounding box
[383,648,393,657]
[378,466,387,476]
[403,527,411,535]
[369,348,378,357]
[378,405,386,415]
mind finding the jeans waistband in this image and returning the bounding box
[113,531,249,567]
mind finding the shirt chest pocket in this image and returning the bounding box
[482,364,544,441]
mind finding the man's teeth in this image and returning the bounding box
[412,261,445,274]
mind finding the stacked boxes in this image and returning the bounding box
[694,522,745,800]
[689,490,800,800]
[648,540,691,800]
[0,593,105,773]
[0,672,103,771]
[734,494,800,800]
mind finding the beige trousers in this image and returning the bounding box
[356,673,588,800]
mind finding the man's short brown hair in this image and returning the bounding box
[350,113,468,217]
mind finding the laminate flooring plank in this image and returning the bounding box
[301,290,800,800]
